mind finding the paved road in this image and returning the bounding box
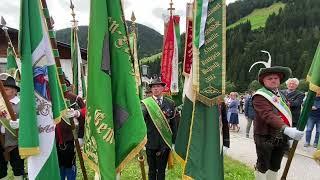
[227,113,320,180]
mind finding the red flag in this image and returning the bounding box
[183,3,193,75]
[161,16,175,93]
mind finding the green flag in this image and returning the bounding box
[6,46,18,77]
[83,0,147,179]
[296,40,320,131]
[307,42,320,94]
[18,0,67,179]
[306,41,320,148]
[175,0,226,179]
[286,38,320,175]
[71,25,86,98]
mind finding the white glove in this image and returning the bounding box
[0,126,5,133]
[172,144,175,151]
[73,118,79,126]
[64,109,81,119]
[74,110,80,118]
[78,138,84,147]
[9,119,19,129]
[288,140,293,148]
[283,127,304,141]
[223,146,229,155]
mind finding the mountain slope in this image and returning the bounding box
[55,22,163,59]
[228,2,286,30]
[226,0,320,91]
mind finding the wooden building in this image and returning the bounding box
[0,27,87,83]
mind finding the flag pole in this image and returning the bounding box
[130,11,147,180]
[281,91,316,179]
[68,1,88,178]
[0,17,18,58]
[0,78,17,123]
[0,79,19,168]
[0,17,20,79]
[69,0,86,98]
[40,0,88,179]
[281,41,320,179]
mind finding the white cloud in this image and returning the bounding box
[1,0,237,34]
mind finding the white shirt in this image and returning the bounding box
[9,96,20,105]
[153,95,163,105]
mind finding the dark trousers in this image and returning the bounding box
[57,141,76,168]
[254,135,287,173]
[0,146,24,178]
[146,148,170,180]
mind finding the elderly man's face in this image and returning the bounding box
[287,81,298,91]
[151,84,164,97]
[263,74,280,90]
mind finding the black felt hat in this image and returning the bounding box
[258,66,292,85]
[148,77,166,88]
[2,76,20,92]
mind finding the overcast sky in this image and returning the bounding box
[1,0,237,34]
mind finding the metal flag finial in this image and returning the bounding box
[70,0,74,9]
[249,50,272,72]
[1,16,6,26]
[69,0,78,28]
[131,11,136,22]
[1,16,8,31]
[50,16,55,27]
[168,0,175,16]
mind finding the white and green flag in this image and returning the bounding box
[18,0,66,179]
[71,25,86,98]
[175,0,226,179]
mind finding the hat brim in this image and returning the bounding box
[4,85,20,92]
[258,66,292,85]
[149,82,166,87]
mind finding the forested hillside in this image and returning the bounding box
[56,22,163,59]
[54,0,320,92]
[227,2,285,30]
[226,0,288,25]
[227,0,320,91]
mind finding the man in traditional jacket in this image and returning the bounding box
[0,76,24,180]
[281,78,305,127]
[252,66,304,180]
[56,78,86,180]
[141,78,177,180]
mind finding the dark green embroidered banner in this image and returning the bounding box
[194,0,226,106]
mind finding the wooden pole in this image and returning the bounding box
[40,1,88,179]
[281,91,316,180]
[0,18,18,58]
[138,151,146,180]
[1,17,21,79]
[0,80,17,122]
[130,13,148,180]
[130,11,147,180]
[0,78,18,137]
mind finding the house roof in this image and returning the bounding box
[0,27,87,60]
